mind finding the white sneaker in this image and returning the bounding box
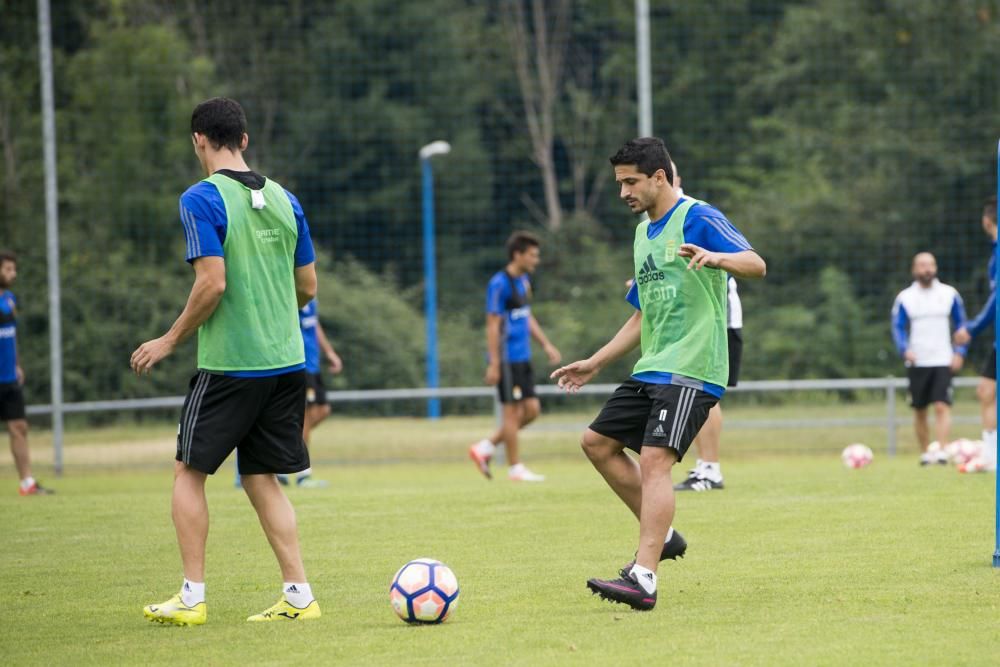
[508,464,545,482]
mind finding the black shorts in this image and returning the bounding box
[176,370,309,476]
[907,366,953,409]
[498,361,537,404]
[981,348,997,381]
[588,380,719,461]
[305,372,327,406]
[727,328,743,387]
[0,382,25,421]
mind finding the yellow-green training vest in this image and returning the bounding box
[197,173,305,371]
[632,198,729,387]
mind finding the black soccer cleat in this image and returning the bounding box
[587,571,656,611]
[619,530,687,579]
[674,475,724,491]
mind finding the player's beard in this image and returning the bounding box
[916,273,936,286]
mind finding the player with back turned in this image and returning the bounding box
[552,138,765,610]
[131,97,321,625]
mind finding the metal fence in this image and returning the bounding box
[27,376,983,472]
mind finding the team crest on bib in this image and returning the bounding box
[664,239,677,263]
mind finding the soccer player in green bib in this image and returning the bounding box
[131,98,321,625]
[552,138,765,610]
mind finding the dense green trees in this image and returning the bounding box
[1,0,998,407]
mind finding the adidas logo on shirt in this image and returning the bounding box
[637,253,665,285]
[652,424,666,437]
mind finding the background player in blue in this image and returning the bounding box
[954,196,998,472]
[0,252,52,495]
[130,97,321,624]
[280,298,342,488]
[468,231,561,482]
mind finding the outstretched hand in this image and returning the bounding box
[130,336,175,376]
[550,359,599,393]
[678,243,722,271]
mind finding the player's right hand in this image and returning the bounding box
[550,359,599,393]
[903,350,917,364]
[484,363,500,386]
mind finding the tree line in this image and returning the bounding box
[1,0,999,408]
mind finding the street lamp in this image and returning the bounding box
[419,140,451,419]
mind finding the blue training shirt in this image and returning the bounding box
[0,291,17,384]
[178,170,316,377]
[300,299,321,374]
[486,271,532,363]
[624,198,754,398]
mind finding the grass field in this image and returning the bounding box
[3,400,999,665]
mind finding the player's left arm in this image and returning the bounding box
[678,210,766,279]
[130,256,226,375]
[528,315,561,365]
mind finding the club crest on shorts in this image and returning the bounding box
[512,385,523,400]
[306,387,316,402]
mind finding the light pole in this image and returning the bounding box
[419,140,451,419]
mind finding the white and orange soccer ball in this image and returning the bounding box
[390,558,460,624]
[842,443,873,469]
[949,439,982,466]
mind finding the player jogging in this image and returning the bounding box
[468,231,561,482]
[132,97,321,625]
[954,196,999,472]
[891,252,966,465]
[0,251,53,496]
[552,138,765,610]
[276,298,342,488]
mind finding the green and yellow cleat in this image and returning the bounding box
[143,593,206,626]
[246,595,321,622]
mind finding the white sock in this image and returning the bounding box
[297,468,312,480]
[664,527,675,543]
[19,476,35,491]
[701,462,722,482]
[693,458,705,473]
[283,582,314,608]
[181,579,205,606]
[475,438,496,457]
[630,564,657,594]
[982,430,997,468]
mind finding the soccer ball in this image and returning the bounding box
[390,558,460,624]
[949,439,982,466]
[841,443,873,469]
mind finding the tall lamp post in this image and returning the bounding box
[419,140,451,419]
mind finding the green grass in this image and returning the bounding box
[3,408,999,665]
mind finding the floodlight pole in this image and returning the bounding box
[636,0,653,136]
[37,0,64,475]
[420,141,451,420]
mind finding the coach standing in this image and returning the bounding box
[891,252,967,465]
[131,97,320,625]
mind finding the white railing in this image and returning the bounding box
[27,376,982,472]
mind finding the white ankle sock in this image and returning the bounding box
[982,430,997,468]
[181,579,205,606]
[297,468,312,480]
[664,527,675,543]
[701,462,722,482]
[475,438,496,457]
[283,582,313,607]
[630,564,657,594]
[19,476,35,491]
